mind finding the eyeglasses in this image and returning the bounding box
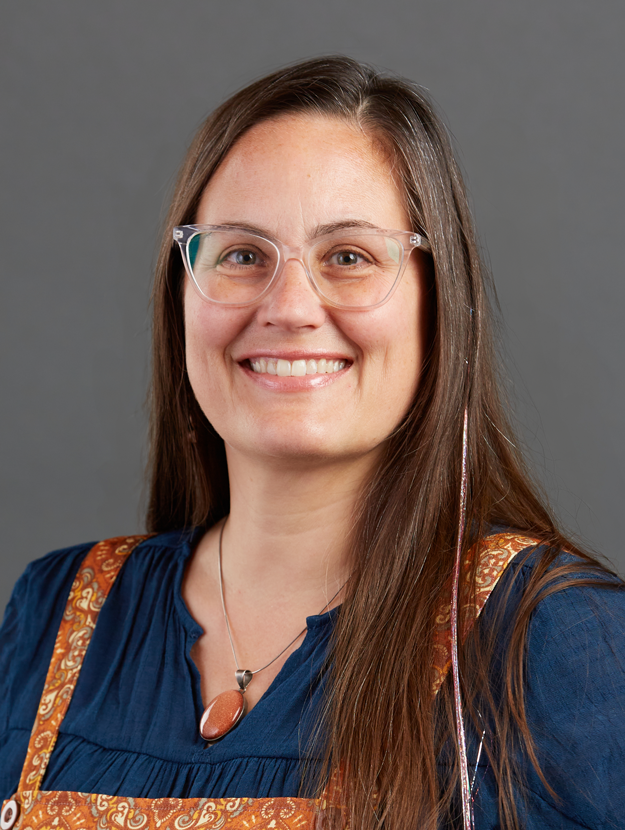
[173,224,431,310]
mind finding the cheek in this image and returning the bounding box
[373,284,429,427]
[382,314,423,402]
[183,286,245,396]
[390,267,430,377]
[185,304,217,382]
[352,273,427,386]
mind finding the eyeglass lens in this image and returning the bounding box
[187,230,405,307]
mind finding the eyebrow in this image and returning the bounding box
[212,219,380,240]
[311,220,379,236]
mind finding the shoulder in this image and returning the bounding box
[480,530,623,609]
[511,545,625,711]
[0,529,197,710]
[1,529,198,638]
[479,535,625,824]
[481,533,625,667]
[1,541,96,655]
[508,543,625,696]
[0,529,199,795]
[0,540,94,792]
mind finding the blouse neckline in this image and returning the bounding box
[171,526,341,641]
[167,527,339,747]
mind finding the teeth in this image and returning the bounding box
[277,359,290,377]
[249,358,347,376]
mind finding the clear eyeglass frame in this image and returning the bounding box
[173,224,432,311]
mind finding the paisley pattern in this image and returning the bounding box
[15,792,319,830]
[4,532,538,829]
[432,532,539,694]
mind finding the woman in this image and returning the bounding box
[1,56,624,830]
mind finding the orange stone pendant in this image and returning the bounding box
[200,689,246,741]
[200,669,253,742]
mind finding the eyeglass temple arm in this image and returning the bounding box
[411,233,432,254]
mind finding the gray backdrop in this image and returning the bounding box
[1,0,624,613]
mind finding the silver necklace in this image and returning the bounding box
[199,520,346,742]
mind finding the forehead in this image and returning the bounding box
[196,113,410,237]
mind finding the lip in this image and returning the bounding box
[237,350,352,363]
[238,353,351,391]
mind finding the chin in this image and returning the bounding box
[229,421,385,467]
[247,432,346,463]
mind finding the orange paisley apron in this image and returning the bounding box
[1,532,537,830]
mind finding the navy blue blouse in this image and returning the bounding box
[1,529,625,829]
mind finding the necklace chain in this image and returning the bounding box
[218,519,346,676]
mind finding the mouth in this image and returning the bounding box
[244,357,348,377]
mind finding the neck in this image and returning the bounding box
[221,447,379,599]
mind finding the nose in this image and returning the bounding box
[256,256,326,329]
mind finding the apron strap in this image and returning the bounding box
[432,532,540,694]
[18,535,152,796]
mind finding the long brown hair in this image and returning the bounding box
[147,56,618,828]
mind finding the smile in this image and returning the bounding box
[247,358,348,377]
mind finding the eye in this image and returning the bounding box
[222,248,259,266]
[318,244,376,278]
[322,248,375,273]
[332,251,362,267]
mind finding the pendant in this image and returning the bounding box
[200,669,253,742]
